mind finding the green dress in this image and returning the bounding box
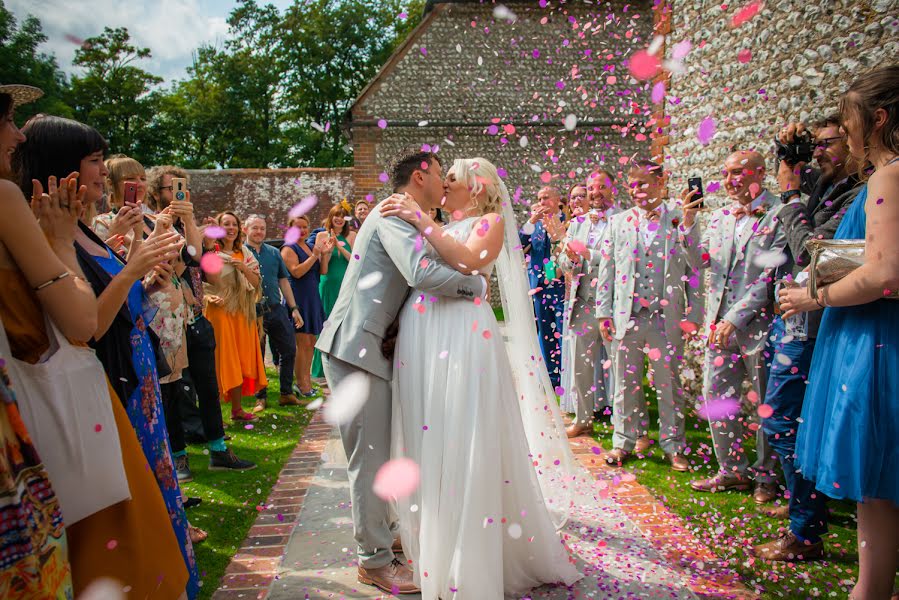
[311,234,349,378]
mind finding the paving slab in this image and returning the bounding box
[269,429,699,600]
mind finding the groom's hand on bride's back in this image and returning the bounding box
[380,318,401,360]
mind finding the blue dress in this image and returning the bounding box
[93,251,200,599]
[795,186,899,504]
[519,218,565,389]
[285,243,325,335]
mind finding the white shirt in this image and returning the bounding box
[637,203,666,249]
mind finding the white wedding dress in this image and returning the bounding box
[391,216,583,600]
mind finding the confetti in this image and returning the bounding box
[628,50,661,80]
[199,253,223,274]
[373,458,420,501]
[288,195,318,219]
[205,225,226,239]
[697,116,716,145]
[697,397,741,420]
[323,372,371,426]
[358,271,383,290]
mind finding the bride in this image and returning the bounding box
[379,157,586,599]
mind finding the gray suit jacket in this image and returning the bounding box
[315,204,483,380]
[679,190,786,354]
[557,210,617,323]
[595,204,701,344]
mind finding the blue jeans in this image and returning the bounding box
[257,304,297,396]
[762,317,828,539]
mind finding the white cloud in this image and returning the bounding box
[8,0,231,84]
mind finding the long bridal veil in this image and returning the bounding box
[494,177,594,529]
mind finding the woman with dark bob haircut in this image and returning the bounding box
[14,114,200,598]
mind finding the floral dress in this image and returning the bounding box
[93,250,199,599]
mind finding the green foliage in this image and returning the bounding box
[68,27,163,159]
[1,0,425,168]
[0,2,72,121]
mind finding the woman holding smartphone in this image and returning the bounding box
[91,156,150,254]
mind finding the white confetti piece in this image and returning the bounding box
[323,372,370,426]
[358,271,383,290]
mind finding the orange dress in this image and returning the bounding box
[203,249,267,396]
[0,269,188,598]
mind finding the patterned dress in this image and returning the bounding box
[93,251,200,599]
[0,357,72,599]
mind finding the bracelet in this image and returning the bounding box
[33,271,71,291]
[288,305,298,312]
[816,288,828,308]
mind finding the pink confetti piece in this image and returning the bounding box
[737,48,752,63]
[288,195,318,219]
[94,423,103,432]
[697,116,716,145]
[106,539,118,550]
[373,458,420,500]
[651,81,666,103]
[567,239,587,255]
[647,347,662,361]
[284,226,301,245]
[757,403,774,419]
[540,171,552,183]
[628,50,661,80]
[697,397,741,420]
[731,1,763,28]
[205,225,226,239]
[200,253,223,275]
[377,119,387,129]
[713,355,725,367]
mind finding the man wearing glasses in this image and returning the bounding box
[752,116,863,560]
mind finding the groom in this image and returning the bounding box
[316,148,484,594]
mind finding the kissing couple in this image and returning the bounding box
[316,148,587,599]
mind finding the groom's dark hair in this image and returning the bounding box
[388,147,442,191]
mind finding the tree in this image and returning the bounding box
[0,2,72,122]
[68,27,162,159]
[279,0,426,166]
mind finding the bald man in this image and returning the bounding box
[679,151,784,501]
[519,186,567,387]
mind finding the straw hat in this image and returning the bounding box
[0,84,44,107]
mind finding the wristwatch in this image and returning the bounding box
[780,190,801,203]
[288,305,299,313]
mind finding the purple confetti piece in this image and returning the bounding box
[651,81,666,104]
[289,195,318,219]
[697,116,716,145]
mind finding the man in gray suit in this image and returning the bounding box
[595,159,701,472]
[316,148,483,594]
[558,170,618,438]
[679,150,784,503]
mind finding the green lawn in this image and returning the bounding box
[181,369,315,599]
[589,386,872,599]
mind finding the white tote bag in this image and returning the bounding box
[0,314,131,525]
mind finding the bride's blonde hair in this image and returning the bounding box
[450,157,504,215]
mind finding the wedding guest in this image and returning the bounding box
[751,116,863,556]
[559,171,618,437]
[429,207,446,226]
[282,215,329,397]
[91,155,149,248]
[679,150,782,502]
[595,159,699,472]
[778,66,899,595]
[353,199,370,230]
[558,183,589,418]
[519,186,566,388]
[203,211,267,422]
[310,204,355,380]
[145,167,255,476]
[15,114,196,598]
[0,83,85,599]
[243,214,303,411]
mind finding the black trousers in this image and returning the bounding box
[160,379,186,453]
[184,315,226,444]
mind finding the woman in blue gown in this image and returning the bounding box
[779,65,899,600]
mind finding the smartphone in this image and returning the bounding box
[172,178,188,202]
[687,176,704,209]
[123,181,138,205]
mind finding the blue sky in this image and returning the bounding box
[8,0,294,83]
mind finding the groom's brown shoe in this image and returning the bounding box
[566,422,592,438]
[358,558,419,594]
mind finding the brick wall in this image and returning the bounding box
[663,0,898,204]
[186,168,354,238]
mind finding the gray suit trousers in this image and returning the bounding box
[568,297,613,425]
[701,344,778,482]
[611,312,685,454]
[321,354,397,568]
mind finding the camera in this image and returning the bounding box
[775,131,815,166]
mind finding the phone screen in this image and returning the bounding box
[687,177,704,208]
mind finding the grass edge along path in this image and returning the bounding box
[181,369,320,600]
[588,400,867,600]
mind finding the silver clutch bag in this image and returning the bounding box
[806,238,899,299]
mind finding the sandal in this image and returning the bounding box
[189,524,208,544]
[183,497,202,509]
[231,410,257,422]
